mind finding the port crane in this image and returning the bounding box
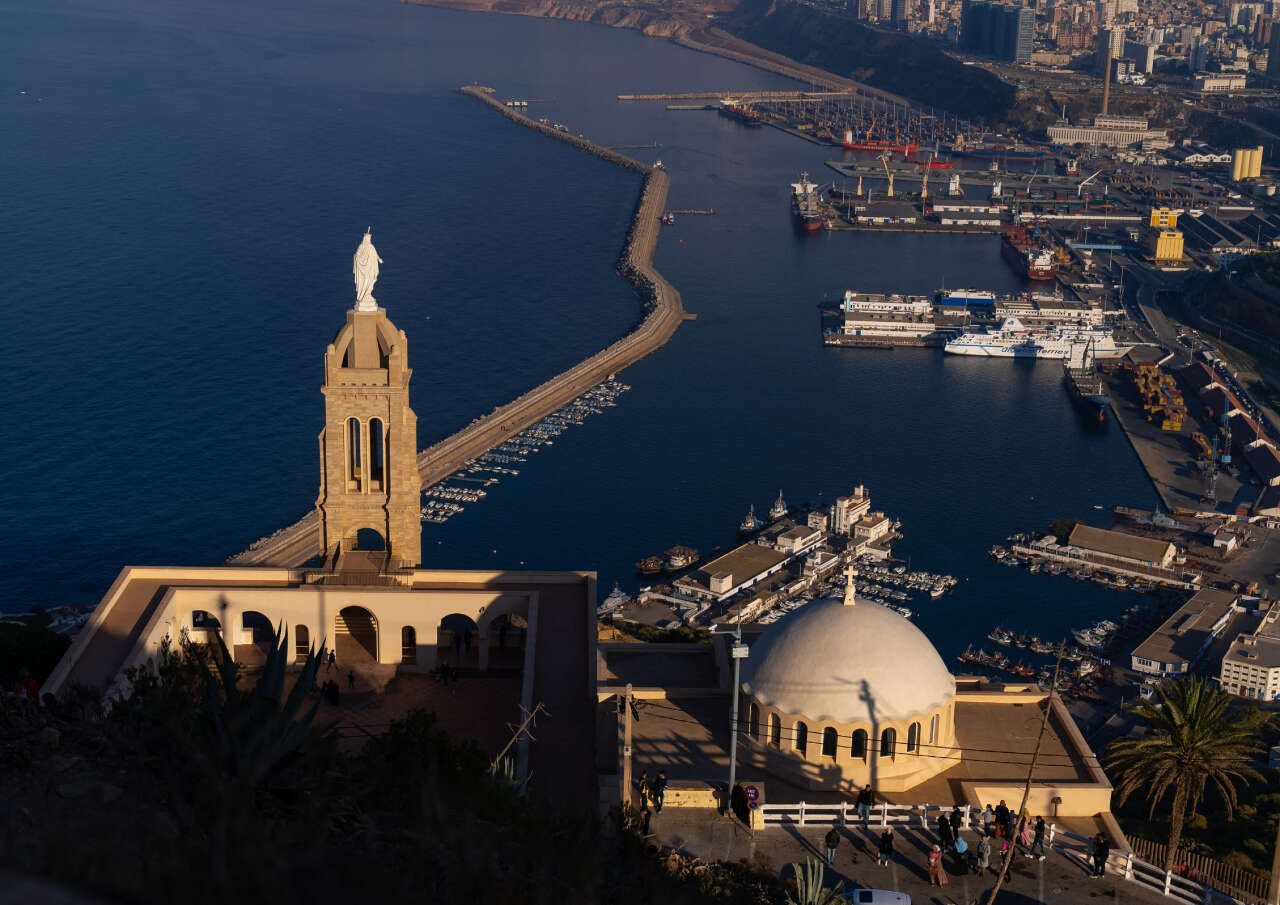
[1077,169,1104,198]
[880,154,895,198]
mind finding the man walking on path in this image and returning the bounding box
[948,807,963,839]
[877,828,895,867]
[856,784,874,827]
[1028,815,1047,861]
[994,800,1010,838]
[1091,833,1110,878]
[636,770,650,807]
[824,827,840,866]
[980,804,993,837]
[652,770,667,813]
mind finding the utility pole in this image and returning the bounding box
[726,612,749,815]
[984,644,1066,905]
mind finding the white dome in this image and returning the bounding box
[742,598,955,724]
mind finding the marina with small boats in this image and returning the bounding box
[420,379,630,524]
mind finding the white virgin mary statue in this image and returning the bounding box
[353,228,382,311]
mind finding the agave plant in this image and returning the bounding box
[200,623,327,790]
[786,857,844,905]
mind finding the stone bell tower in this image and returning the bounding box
[315,230,421,567]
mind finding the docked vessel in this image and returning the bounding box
[718,98,763,127]
[1064,340,1111,422]
[635,555,664,575]
[945,318,1129,359]
[841,128,918,154]
[663,545,699,570]
[791,173,824,232]
[951,141,1048,160]
[739,503,762,535]
[1001,226,1057,281]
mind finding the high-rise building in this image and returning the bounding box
[891,0,910,29]
[961,1,1033,62]
[1269,26,1280,78]
[1096,26,1125,73]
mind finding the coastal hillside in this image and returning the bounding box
[726,0,1016,120]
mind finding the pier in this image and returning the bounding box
[619,90,853,102]
[228,86,688,567]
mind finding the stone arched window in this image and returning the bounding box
[749,703,760,739]
[822,727,838,757]
[929,713,939,745]
[795,721,808,756]
[851,728,868,760]
[907,722,920,754]
[769,713,781,747]
[880,727,897,758]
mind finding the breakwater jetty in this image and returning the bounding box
[228,86,688,567]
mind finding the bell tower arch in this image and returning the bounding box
[315,231,421,568]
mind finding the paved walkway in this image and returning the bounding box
[648,809,1175,905]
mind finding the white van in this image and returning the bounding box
[843,891,910,905]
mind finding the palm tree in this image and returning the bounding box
[1105,676,1271,870]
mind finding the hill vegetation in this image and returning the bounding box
[727,0,1015,120]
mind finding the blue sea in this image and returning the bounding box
[1,0,1156,661]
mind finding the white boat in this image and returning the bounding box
[944,317,1130,360]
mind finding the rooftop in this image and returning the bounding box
[676,543,788,592]
[1068,524,1174,564]
[1130,588,1238,667]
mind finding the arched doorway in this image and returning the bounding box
[295,625,311,664]
[236,611,274,665]
[337,606,379,664]
[437,613,479,670]
[401,626,417,664]
[354,528,385,552]
[484,612,527,671]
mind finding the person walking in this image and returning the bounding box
[1004,807,1017,843]
[952,833,969,876]
[1017,810,1033,854]
[994,800,1010,838]
[653,770,667,813]
[1028,815,1047,861]
[327,650,337,672]
[976,835,992,874]
[877,828,895,867]
[824,827,841,866]
[937,810,954,850]
[1091,833,1110,878]
[981,804,994,837]
[347,670,356,691]
[856,784,874,827]
[949,806,963,840]
[928,845,949,887]
[637,770,650,807]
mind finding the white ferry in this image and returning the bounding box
[944,317,1129,360]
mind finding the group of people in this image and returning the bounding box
[635,770,668,815]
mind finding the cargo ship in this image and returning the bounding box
[1064,340,1111,422]
[718,98,763,127]
[1001,226,1057,281]
[945,318,1130,359]
[841,129,917,154]
[791,173,824,232]
[950,141,1048,160]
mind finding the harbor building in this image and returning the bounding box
[853,511,892,543]
[993,295,1106,325]
[1140,207,1185,263]
[1067,524,1178,570]
[42,233,599,799]
[775,524,825,555]
[1047,115,1169,148]
[1194,74,1247,93]
[1129,588,1241,677]
[673,543,790,604]
[1219,602,1280,700]
[831,486,872,534]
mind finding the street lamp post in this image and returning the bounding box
[726,615,749,814]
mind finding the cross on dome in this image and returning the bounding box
[843,564,858,606]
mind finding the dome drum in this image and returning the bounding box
[738,597,961,794]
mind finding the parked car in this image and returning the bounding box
[843,891,910,905]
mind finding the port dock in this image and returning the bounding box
[229,86,689,567]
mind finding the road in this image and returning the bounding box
[229,113,686,568]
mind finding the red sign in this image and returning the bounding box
[744,785,760,802]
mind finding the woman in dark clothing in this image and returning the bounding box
[877,828,895,866]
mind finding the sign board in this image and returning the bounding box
[744,785,760,802]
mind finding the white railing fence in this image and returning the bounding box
[758,802,1258,905]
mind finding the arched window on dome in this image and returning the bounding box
[769,713,781,748]
[822,727,837,757]
[795,721,808,756]
[851,729,868,760]
[749,703,760,740]
[929,713,938,746]
[907,722,920,754]
[880,727,897,759]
